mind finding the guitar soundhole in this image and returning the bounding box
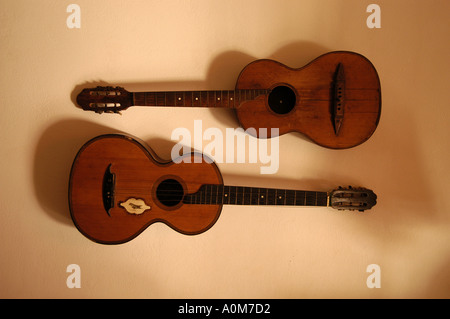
[156,179,184,207]
[268,85,296,115]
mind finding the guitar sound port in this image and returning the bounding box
[267,85,296,115]
[156,178,184,207]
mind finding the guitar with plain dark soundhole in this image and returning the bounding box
[69,134,377,244]
[76,51,381,149]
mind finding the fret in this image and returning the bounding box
[134,89,266,108]
[183,185,327,207]
[305,191,316,206]
[155,92,163,106]
[207,184,213,204]
[194,191,198,204]
[150,92,157,106]
[257,188,263,205]
[200,91,208,107]
[175,92,183,106]
[285,190,295,205]
[318,192,328,206]
[217,185,223,205]
[229,186,236,204]
[166,92,175,106]
[215,91,221,107]
[191,91,198,107]
[276,189,286,205]
[209,184,213,204]
[204,184,209,204]
[146,92,155,106]
[197,185,202,204]
[200,185,206,204]
[295,190,304,206]
[236,187,243,205]
[141,92,147,106]
[210,184,217,204]
[207,91,214,108]
[260,188,268,205]
[231,90,236,108]
[223,91,228,108]
[185,91,190,107]
[250,187,259,205]
[268,188,276,205]
[243,187,251,205]
[223,185,230,205]
[133,92,144,106]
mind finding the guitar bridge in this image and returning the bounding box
[332,63,345,135]
[102,164,115,216]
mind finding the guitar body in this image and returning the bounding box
[235,51,381,149]
[76,51,381,149]
[69,134,223,244]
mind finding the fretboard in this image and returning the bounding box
[132,89,268,108]
[183,184,328,207]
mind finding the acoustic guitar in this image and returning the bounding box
[69,134,377,244]
[76,51,381,149]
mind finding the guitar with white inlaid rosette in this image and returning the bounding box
[75,51,381,149]
[69,134,377,244]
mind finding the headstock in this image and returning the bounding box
[329,186,377,212]
[76,86,132,113]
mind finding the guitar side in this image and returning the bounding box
[235,51,381,149]
[68,134,223,244]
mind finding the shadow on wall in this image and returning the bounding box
[32,119,345,228]
[71,40,330,131]
[39,42,332,228]
[423,255,450,298]
[39,41,436,234]
[32,119,193,227]
[33,119,120,226]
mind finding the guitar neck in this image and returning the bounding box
[183,184,329,207]
[132,89,268,108]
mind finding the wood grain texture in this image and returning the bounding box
[76,51,381,149]
[69,134,377,244]
[69,134,223,244]
[235,51,381,149]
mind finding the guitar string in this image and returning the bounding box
[113,189,326,204]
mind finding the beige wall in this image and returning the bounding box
[1,0,449,298]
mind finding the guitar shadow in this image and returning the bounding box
[33,119,121,226]
[33,113,438,244]
[32,118,333,226]
[70,40,330,141]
